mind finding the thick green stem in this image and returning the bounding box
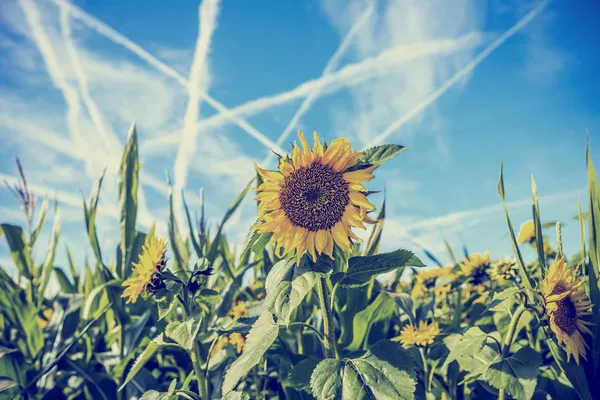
[192,341,208,399]
[317,278,338,359]
[502,304,527,358]
[419,347,429,393]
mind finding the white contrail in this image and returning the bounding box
[19,0,84,151]
[367,0,551,147]
[142,33,483,155]
[173,0,221,228]
[59,4,121,157]
[264,1,375,165]
[49,0,283,154]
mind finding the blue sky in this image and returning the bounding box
[1,0,599,278]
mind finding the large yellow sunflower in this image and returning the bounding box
[122,235,168,304]
[253,131,378,262]
[399,321,440,347]
[541,256,593,364]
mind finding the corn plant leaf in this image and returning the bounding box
[83,169,106,266]
[0,224,34,279]
[222,312,279,395]
[37,203,60,306]
[264,257,332,325]
[82,279,122,320]
[65,245,79,287]
[289,357,321,393]
[483,347,541,400]
[358,144,407,165]
[347,292,397,352]
[119,333,167,392]
[182,191,202,258]
[0,377,18,394]
[64,358,113,400]
[206,177,255,263]
[123,310,152,356]
[340,249,424,288]
[310,340,417,400]
[497,164,534,301]
[443,327,487,369]
[29,195,48,247]
[166,175,189,271]
[118,123,139,279]
[531,176,547,276]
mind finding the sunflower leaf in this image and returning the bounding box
[340,249,424,288]
[347,292,397,352]
[222,312,279,395]
[309,340,417,400]
[442,327,487,369]
[358,144,407,165]
[119,334,167,392]
[482,347,541,400]
[483,287,520,314]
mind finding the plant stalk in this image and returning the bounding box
[502,304,527,358]
[316,277,338,359]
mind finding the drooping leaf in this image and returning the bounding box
[222,312,279,394]
[310,340,417,400]
[483,347,541,400]
[0,224,34,279]
[340,249,424,288]
[120,334,167,391]
[347,292,397,351]
[264,257,332,324]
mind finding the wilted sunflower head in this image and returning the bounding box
[399,321,440,348]
[489,256,518,284]
[253,131,379,263]
[541,256,593,365]
[517,220,536,244]
[121,236,168,304]
[459,252,491,284]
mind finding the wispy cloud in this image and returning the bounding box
[143,32,483,156]
[262,0,375,165]
[367,0,551,146]
[173,0,221,228]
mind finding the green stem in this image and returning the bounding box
[502,304,527,358]
[316,278,338,359]
[288,322,325,343]
[182,288,208,400]
[419,347,429,393]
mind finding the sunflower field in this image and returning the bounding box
[1,128,600,400]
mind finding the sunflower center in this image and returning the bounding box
[279,163,350,231]
[550,284,578,335]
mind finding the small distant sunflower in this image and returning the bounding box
[230,301,247,320]
[541,256,593,364]
[37,308,53,330]
[489,257,518,284]
[253,131,379,263]
[463,284,490,305]
[460,252,491,284]
[517,220,536,244]
[399,321,440,347]
[411,266,454,299]
[210,336,230,356]
[229,333,246,353]
[121,236,168,304]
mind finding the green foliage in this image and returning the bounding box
[339,249,423,287]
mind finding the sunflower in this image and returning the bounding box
[210,333,247,356]
[230,301,247,320]
[399,321,440,347]
[541,256,593,364]
[121,235,168,304]
[37,307,53,330]
[253,131,378,262]
[462,284,490,305]
[411,266,454,299]
[517,220,536,244]
[489,256,518,284]
[460,252,491,284]
[210,336,230,356]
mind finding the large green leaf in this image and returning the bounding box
[164,318,201,352]
[0,224,34,279]
[264,257,332,324]
[310,340,416,400]
[585,135,600,386]
[222,312,279,394]
[37,202,60,306]
[53,267,75,293]
[339,249,423,287]
[84,169,106,266]
[29,195,48,247]
[483,287,520,314]
[347,292,397,351]
[483,347,541,400]
[443,327,488,368]
[358,144,407,165]
[118,123,140,279]
[289,357,321,393]
[120,334,167,391]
